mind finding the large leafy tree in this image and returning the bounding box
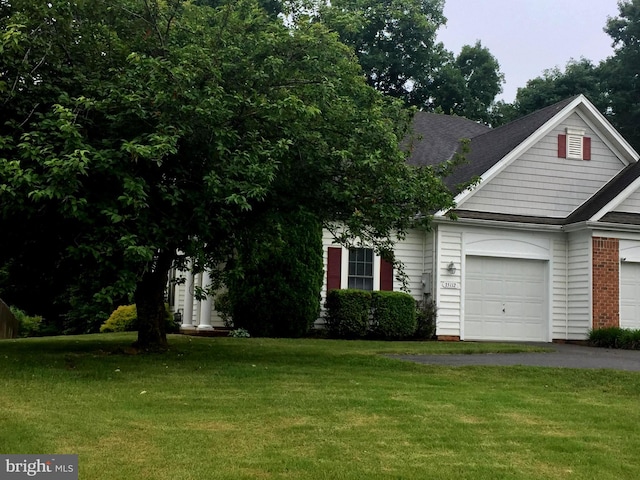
[1,0,455,349]
[431,41,504,124]
[602,0,640,150]
[316,1,504,121]
[497,58,607,126]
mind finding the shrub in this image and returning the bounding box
[229,328,251,338]
[414,298,437,340]
[370,291,416,339]
[324,289,372,339]
[100,304,137,333]
[228,208,323,338]
[588,327,640,349]
[214,291,233,328]
[100,304,177,333]
[10,306,46,338]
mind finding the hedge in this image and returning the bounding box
[324,289,372,339]
[371,291,417,339]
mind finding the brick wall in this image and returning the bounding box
[592,237,619,329]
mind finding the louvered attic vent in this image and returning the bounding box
[558,128,591,161]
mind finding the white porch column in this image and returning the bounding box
[197,269,214,330]
[181,261,196,330]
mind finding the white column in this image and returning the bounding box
[181,262,196,330]
[197,269,214,330]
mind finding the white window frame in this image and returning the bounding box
[340,247,381,291]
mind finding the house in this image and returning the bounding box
[174,94,640,342]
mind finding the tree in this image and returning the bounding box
[431,41,504,124]
[508,59,606,121]
[602,0,640,150]
[227,208,323,337]
[318,0,446,105]
[1,0,455,350]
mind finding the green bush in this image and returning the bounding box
[324,289,372,339]
[100,304,177,333]
[100,304,137,333]
[370,291,416,339]
[414,298,437,340]
[228,208,323,338]
[588,327,640,349]
[10,306,47,338]
[214,292,233,328]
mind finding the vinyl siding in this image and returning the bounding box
[567,231,591,339]
[436,228,463,337]
[552,237,569,339]
[461,113,626,217]
[613,187,640,213]
[393,229,427,301]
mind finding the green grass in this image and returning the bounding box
[1,334,639,479]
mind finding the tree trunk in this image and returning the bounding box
[133,251,174,351]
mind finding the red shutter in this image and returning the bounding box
[327,247,342,291]
[380,259,393,291]
[583,137,591,160]
[558,134,567,158]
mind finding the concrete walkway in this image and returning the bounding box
[392,343,640,371]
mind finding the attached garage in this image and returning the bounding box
[464,256,548,341]
[620,262,640,329]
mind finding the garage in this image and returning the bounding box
[620,262,640,329]
[464,256,548,341]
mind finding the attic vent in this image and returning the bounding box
[566,128,585,160]
[558,129,591,161]
[567,134,583,159]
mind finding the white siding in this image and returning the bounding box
[551,238,569,339]
[614,187,640,213]
[436,228,463,337]
[461,113,626,217]
[567,231,591,339]
[393,229,427,301]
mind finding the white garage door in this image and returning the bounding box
[465,256,548,341]
[620,263,640,329]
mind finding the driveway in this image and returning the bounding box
[392,343,640,371]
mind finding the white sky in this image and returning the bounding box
[436,0,622,102]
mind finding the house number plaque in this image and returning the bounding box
[441,282,460,289]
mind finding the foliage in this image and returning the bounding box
[432,41,504,124]
[324,289,372,339]
[316,1,504,121]
[214,292,233,328]
[589,327,640,350]
[602,0,640,151]
[369,291,416,339]
[499,58,607,126]
[9,306,52,338]
[100,305,138,333]
[100,304,176,333]
[414,298,437,340]
[229,328,251,338]
[227,208,323,337]
[0,0,456,350]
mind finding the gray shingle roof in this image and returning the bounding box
[405,96,640,226]
[406,96,578,190]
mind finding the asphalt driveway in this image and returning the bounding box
[392,343,640,371]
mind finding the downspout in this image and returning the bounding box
[565,237,569,340]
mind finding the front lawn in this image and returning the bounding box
[1,334,639,479]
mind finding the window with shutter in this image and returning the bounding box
[559,128,590,160]
[348,248,374,291]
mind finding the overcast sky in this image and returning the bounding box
[436,0,622,103]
